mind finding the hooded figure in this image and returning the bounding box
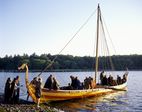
[4,77,11,103]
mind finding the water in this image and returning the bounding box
[0,71,142,112]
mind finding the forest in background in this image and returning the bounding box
[0,53,142,71]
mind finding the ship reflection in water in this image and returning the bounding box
[48,91,128,112]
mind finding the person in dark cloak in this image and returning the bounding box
[122,74,127,83]
[52,77,59,90]
[70,75,76,89]
[75,77,81,90]
[4,77,12,103]
[84,77,90,89]
[44,75,53,90]
[102,75,108,85]
[100,71,104,85]
[117,75,122,85]
[35,77,42,108]
[88,76,93,89]
[108,75,113,86]
[15,76,20,103]
[10,78,17,104]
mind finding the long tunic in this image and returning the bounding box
[35,81,42,98]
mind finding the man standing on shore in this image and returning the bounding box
[35,77,42,108]
[4,77,12,103]
[15,76,20,103]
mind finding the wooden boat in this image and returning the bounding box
[18,4,128,103]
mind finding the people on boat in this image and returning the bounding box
[70,75,76,89]
[75,77,82,90]
[102,75,108,85]
[35,77,42,108]
[100,71,104,84]
[122,73,127,83]
[84,77,90,89]
[88,76,94,89]
[117,75,122,85]
[67,83,73,90]
[52,77,59,90]
[100,74,124,86]
[69,75,84,90]
[83,76,94,89]
[30,77,38,85]
[44,75,54,90]
[4,77,12,103]
[108,75,113,86]
[60,83,73,90]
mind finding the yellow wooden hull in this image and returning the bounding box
[27,82,127,103]
[23,64,127,103]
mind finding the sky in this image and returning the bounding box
[0,0,142,57]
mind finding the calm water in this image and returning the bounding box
[0,71,142,112]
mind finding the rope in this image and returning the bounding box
[99,10,115,72]
[38,8,97,76]
[101,11,123,72]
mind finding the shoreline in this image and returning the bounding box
[0,69,94,73]
[0,69,138,73]
[0,93,58,112]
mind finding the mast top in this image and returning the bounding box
[97,4,100,11]
[97,4,100,9]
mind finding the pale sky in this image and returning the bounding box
[0,0,142,57]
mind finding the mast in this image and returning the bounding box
[95,4,100,83]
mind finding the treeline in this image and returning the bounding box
[0,53,142,71]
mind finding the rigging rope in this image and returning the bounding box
[101,11,123,72]
[38,8,97,76]
[100,14,115,72]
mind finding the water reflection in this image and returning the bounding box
[1,71,142,111]
[48,91,127,112]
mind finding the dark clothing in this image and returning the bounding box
[102,76,108,85]
[84,78,90,89]
[53,78,59,90]
[66,85,73,90]
[44,75,53,89]
[108,76,113,86]
[4,78,11,103]
[100,71,104,84]
[30,78,37,85]
[15,81,20,103]
[76,78,81,90]
[122,74,127,83]
[70,76,76,89]
[10,78,16,104]
[35,81,42,98]
[117,76,122,85]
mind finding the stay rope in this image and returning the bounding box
[38,8,97,77]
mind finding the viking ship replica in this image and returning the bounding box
[18,4,128,103]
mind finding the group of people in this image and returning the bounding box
[61,75,94,90]
[3,72,127,106]
[43,72,128,91]
[44,75,59,90]
[69,75,83,90]
[43,75,94,90]
[4,76,20,104]
[84,76,94,89]
[100,71,128,86]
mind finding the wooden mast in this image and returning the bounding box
[95,4,100,83]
